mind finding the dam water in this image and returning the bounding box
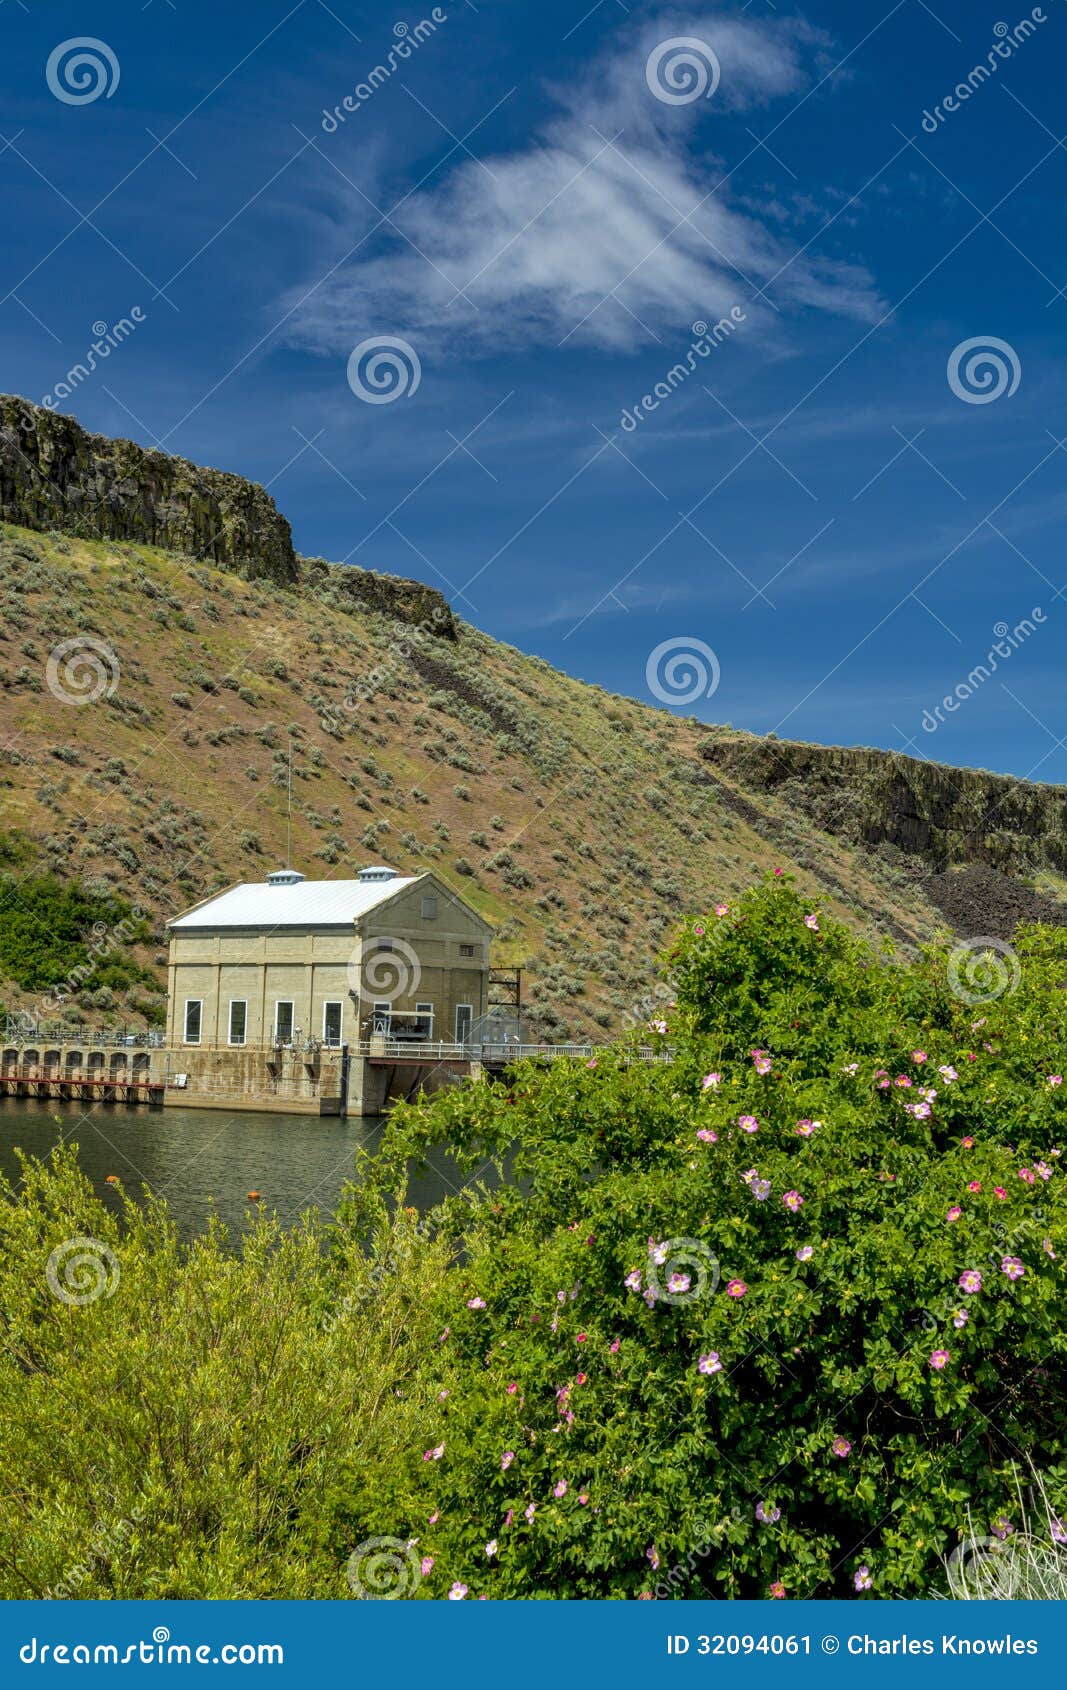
[0,1095,468,1244]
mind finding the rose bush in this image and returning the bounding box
[366,876,1067,1598]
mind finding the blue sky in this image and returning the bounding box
[2,0,1066,781]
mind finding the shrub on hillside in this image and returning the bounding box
[0,872,155,998]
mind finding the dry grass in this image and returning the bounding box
[0,523,945,1035]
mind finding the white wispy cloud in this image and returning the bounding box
[285,11,884,359]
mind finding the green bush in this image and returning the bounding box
[0,872,155,997]
[365,876,1067,1599]
[0,1150,451,1598]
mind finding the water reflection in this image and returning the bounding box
[0,1096,477,1244]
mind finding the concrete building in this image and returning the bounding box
[163,865,492,1113]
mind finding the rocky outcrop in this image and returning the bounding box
[0,395,458,636]
[297,556,456,639]
[700,733,1067,874]
[926,863,1067,938]
[0,395,297,582]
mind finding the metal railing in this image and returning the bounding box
[1,1022,165,1048]
[1,1026,673,1067]
[356,1038,673,1064]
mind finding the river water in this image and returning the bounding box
[0,1096,470,1244]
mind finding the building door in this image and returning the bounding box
[323,1001,343,1047]
[455,1004,473,1045]
[274,1001,294,1045]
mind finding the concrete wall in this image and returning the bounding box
[164,1044,346,1114]
[360,878,490,1042]
[166,928,359,1048]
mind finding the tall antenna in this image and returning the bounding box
[286,736,293,870]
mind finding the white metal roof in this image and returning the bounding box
[168,876,419,931]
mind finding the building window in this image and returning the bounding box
[183,1000,202,1045]
[323,1001,343,1046]
[421,894,438,920]
[228,1001,247,1047]
[459,943,476,957]
[372,1001,392,1034]
[455,1004,473,1043]
[414,1001,434,1038]
[274,1001,295,1045]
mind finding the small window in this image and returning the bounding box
[459,943,476,957]
[421,895,438,920]
[372,1001,392,1034]
[184,1000,202,1045]
[228,1000,247,1047]
[323,1001,343,1046]
[274,1001,294,1044]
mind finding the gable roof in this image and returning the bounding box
[168,875,420,931]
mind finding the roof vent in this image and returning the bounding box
[266,868,306,886]
[357,864,399,883]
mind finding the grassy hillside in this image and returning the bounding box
[0,518,1060,1037]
